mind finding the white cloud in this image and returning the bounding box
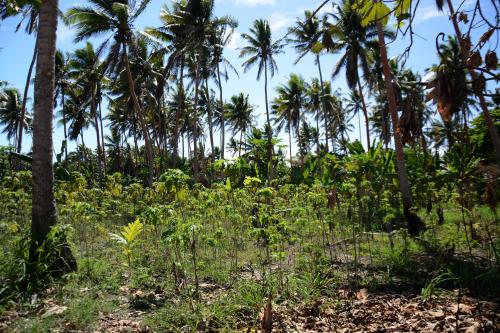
[269,13,294,32]
[233,0,275,7]
[415,5,445,24]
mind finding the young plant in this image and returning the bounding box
[110,219,144,275]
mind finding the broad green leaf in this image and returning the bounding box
[121,219,143,244]
[360,1,391,27]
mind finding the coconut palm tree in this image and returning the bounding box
[31,0,70,260]
[344,90,364,144]
[272,73,307,165]
[66,0,155,185]
[240,19,284,182]
[288,10,332,151]
[68,42,107,175]
[208,20,238,159]
[226,93,254,157]
[54,50,71,159]
[329,0,378,150]
[370,3,423,235]
[0,87,30,146]
[1,1,40,156]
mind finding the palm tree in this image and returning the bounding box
[240,19,283,182]
[66,0,155,185]
[31,0,73,264]
[68,42,107,176]
[370,4,422,235]
[226,93,254,156]
[0,87,30,146]
[1,1,40,156]
[288,10,331,151]
[208,20,238,159]
[344,90,364,143]
[329,0,378,150]
[305,78,322,151]
[54,50,71,159]
[272,73,307,165]
[64,87,91,149]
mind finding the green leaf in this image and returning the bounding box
[225,177,231,192]
[121,219,143,244]
[311,42,324,54]
[360,1,391,27]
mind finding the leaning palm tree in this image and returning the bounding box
[66,0,154,185]
[240,19,283,182]
[1,1,40,156]
[361,0,423,235]
[226,93,254,157]
[0,87,30,146]
[288,10,331,151]
[329,0,378,150]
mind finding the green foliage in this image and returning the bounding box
[0,224,74,303]
[109,219,143,270]
[421,269,454,302]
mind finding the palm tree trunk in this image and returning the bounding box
[205,79,215,162]
[62,88,68,160]
[17,38,38,156]
[99,101,106,174]
[192,63,200,181]
[316,55,329,152]
[357,77,371,150]
[445,0,500,167]
[217,60,225,159]
[375,20,422,236]
[91,85,102,178]
[123,43,154,186]
[182,133,185,159]
[173,58,184,167]
[288,119,292,166]
[239,130,243,157]
[264,60,273,183]
[31,0,58,247]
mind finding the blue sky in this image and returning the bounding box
[0,0,493,157]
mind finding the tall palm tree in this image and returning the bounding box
[68,42,107,176]
[0,87,30,146]
[305,78,322,151]
[54,50,71,159]
[64,87,91,148]
[2,1,40,156]
[344,90,363,143]
[208,20,238,159]
[288,10,331,151]
[272,73,306,165]
[226,93,254,156]
[329,0,378,150]
[240,19,283,182]
[31,0,66,258]
[66,0,154,185]
[370,4,422,235]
